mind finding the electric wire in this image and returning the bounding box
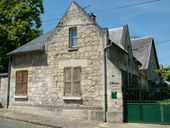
[42,0,160,23]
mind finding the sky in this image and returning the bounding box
[41,0,170,67]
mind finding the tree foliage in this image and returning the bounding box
[157,65,170,82]
[0,0,44,73]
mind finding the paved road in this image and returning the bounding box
[0,118,51,128]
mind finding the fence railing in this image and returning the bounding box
[126,86,170,104]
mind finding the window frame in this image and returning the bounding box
[64,67,81,97]
[69,27,77,49]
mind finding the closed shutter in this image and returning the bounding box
[22,71,28,95]
[64,67,81,96]
[16,71,28,95]
[64,68,71,96]
[16,71,23,95]
[73,67,81,96]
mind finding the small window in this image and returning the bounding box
[64,67,81,96]
[69,27,77,48]
[15,71,28,96]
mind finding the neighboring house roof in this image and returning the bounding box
[109,24,129,50]
[109,25,141,66]
[109,27,123,48]
[109,26,129,54]
[7,30,55,56]
[131,37,153,70]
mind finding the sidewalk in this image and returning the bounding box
[0,107,169,128]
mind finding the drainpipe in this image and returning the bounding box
[104,39,112,122]
[7,56,12,108]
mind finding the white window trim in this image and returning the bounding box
[14,95,28,99]
[68,47,78,51]
[63,96,82,100]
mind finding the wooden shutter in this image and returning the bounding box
[73,67,81,96]
[16,71,22,95]
[22,71,28,95]
[64,68,71,96]
[16,71,28,95]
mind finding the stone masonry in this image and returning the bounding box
[0,73,8,108]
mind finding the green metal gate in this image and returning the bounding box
[125,86,170,124]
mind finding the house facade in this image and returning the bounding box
[9,2,108,121]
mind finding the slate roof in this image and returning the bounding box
[8,29,55,55]
[131,37,153,70]
[109,27,124,49]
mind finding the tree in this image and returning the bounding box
[157,65,170,82]
[0,0,44,73]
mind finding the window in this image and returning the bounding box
[69,27,77,48]
[15,71,28,96]
[64,67,81,96]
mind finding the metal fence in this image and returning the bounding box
[125,85,170,124]
[126,86,170,103]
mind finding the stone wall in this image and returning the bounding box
[107,61,124,122]
[10,52,48,106]
[45,24,106,107]
[106,47,127,122]
[0,73,8,108]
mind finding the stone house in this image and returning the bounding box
[131,37,160,87]
[7,2,147,122]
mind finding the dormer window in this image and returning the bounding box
[69,27,77,48]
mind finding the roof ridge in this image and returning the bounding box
[131,36,153,40]
[109,27,123,31]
